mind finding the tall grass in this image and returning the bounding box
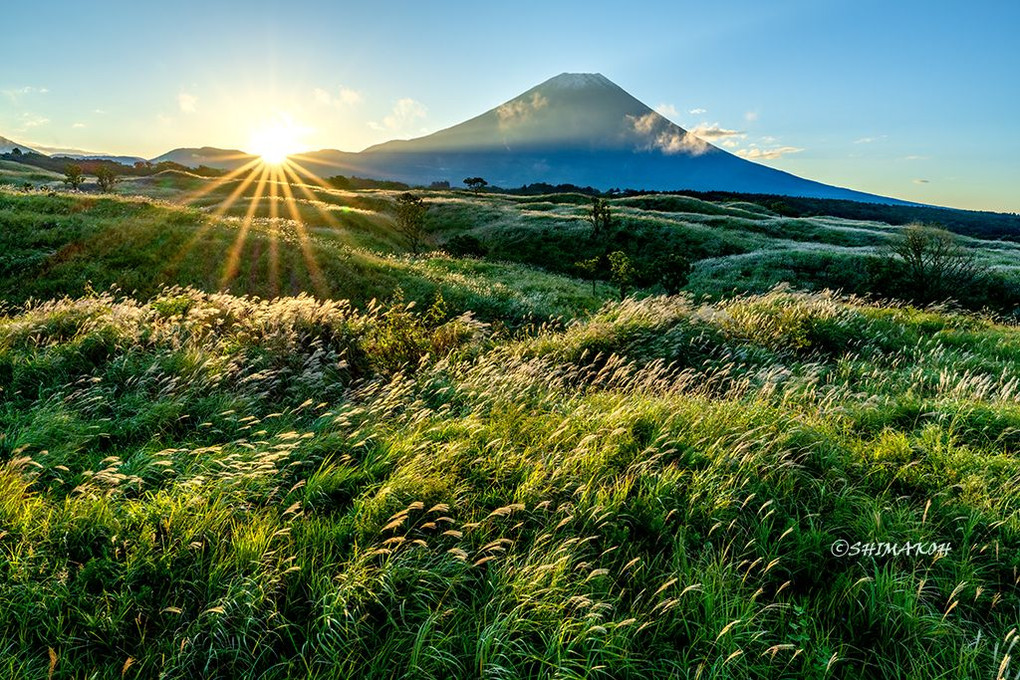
[1,286,1018,678]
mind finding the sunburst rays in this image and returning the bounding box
[169,153,352,299]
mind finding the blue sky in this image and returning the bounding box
[3,0,1018,211]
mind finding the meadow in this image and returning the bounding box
[1,168,1019,679]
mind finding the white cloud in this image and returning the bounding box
[736,146,803,160]
[688,107,707,115]
[314,86,363,107]
[178,92,198,114]
[655,103,680,119]
[497,92,548,126]
[72,122,86,129]
[905,155,928,161]
[854,135,887,144]
[629,112,711,156]
[689,122,744,141]
[744,111,759,122]
[3,86,48,100]
[17,113,49,129]
[369,98,428,134]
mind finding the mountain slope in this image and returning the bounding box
[153,73,912,204]
[0,135,38,155]
[150,146,256,169]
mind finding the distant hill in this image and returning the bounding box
[150,146,256,170]
[0,135,39,155]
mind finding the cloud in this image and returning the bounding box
[913,178,930,184]
[744,111,759,122]
[905,155,928,161]
[497,92,548,126]
[178,92,198,113]
[736,145,803,160]
[314,86,363,107]
[629,112,711,156]
[689,108,707,115]
[369,98,428,134]
[72,122,85,129]
[655,103,680,119]
[16,113,50,130]
[689,122,744,140]
[3,86,48,100]
[854,135,887,144]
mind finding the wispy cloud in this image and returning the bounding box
[904,155,929,161]
[15,113,50,131]
[72,122,86,129]
[654,103,679,119]
[314,86,363,107]
[689,122,744,141]
[497,92,548,126]
[689,107,707,115]
[2,86,48,101]
[178,92,198,114]
[854,135,886,144]
[744,111,759,122]
[369,98,428,135]
[913,178,930,184]
[629,112,711,155]
[736,145,803,160]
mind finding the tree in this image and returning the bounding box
[587,196,612,242]
[445,234,487,258]
[655,252,693,295]
[888,223,986,302]
[63,163,85,190]
[463,177,488,194]
[574,255,603,295]
[11,147,21,156]
[608,251,635,300]
[394,192,429,255]
[95,166,118,192]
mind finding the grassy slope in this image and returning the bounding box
[2,182,1020,678]
[1,288,1019,678]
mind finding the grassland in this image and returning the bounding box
[1,170,1019,678]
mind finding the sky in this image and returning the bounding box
[2,0,1018,212]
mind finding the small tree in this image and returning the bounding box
[395,192,428,255]
[95,166,118,192]
[608,251,635,300]
[63,163,85,190]
[656,252,693,295]
[463,177,488,194]
[587,196,612,242]
[11,147,21,156]
[888,223,986,302]
[574,255,603,295]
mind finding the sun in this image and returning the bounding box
[249,119,307,165]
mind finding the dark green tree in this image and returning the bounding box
[11,147,21,156]
[574,256,603,295]
[463,177,488,194]
[395,192,429,255]
[608,251,635,300]
[888,223,987,302]
[655,252,693,295]
[587,196,612,242]
[63,163,85,190]
[95,166,118,192]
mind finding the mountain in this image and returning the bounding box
[156,74,911,204]
[150,146,256,169]
[0,136,39,155]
